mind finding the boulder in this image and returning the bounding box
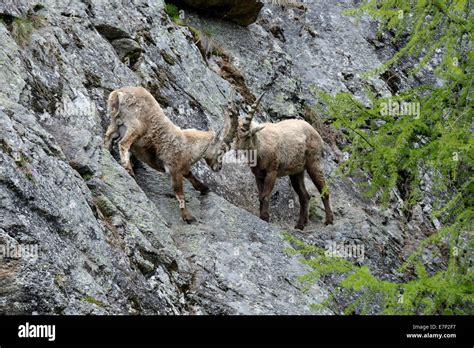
[174,0,263,26]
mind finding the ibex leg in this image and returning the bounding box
[172,172,196,224]
[104,120,119,151]
[185,172,209,195]
[306,162,334,225]
[118,126,140,177]
[289,172,310,230]
[258,170,277,222]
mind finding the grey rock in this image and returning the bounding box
[0,0,441,315]
[95,24,132,41]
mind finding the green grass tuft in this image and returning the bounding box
[83,296,106,308]
[164,3,184,25]
[1,13,45,46]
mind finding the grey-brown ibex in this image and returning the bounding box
[235,94,334,230]
[104,86,238,223]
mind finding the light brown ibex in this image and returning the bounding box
[235,94,334,230]
[104,86,238,223]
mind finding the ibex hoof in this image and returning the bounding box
[200,187,210,195]
[122,163,135,177]
[184,216,197,224]
[295,223,305,230]
[324,217,334,225]
[260,215,270,222]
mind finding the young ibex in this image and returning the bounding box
[235,95,334,230]
[104,86,238,223]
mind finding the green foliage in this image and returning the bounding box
[187,25,201,41]
[320,0,473,220]
[14,16,44,46]
[164,3,184,25]
[343,0,472,77]
[285,234,474,314]
[164,3,179,18]
[163,3,225,59]
[0,13,44,46]
[11,18,35,46]
[93,195,116,219]
[299,0,473,314]
[82,295,105,308]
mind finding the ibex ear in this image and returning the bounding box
[251,125,265,136]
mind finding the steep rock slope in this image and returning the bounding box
[0,0,433,314]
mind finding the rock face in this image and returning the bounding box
[0,0,436,314]
[173,0,264,26]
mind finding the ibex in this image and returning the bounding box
[235,95,334,230]
[104,86,238,223]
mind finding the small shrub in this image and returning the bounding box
[164,3,184,25]
[285,233,474,315]
[83,296,105,308]
[2,13,44,46]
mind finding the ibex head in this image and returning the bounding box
[204,94,239,172]
[236,91,266,150]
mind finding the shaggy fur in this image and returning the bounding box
[104,86,237,223]
[235,97,334,230]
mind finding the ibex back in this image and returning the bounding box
[104,86,237,223]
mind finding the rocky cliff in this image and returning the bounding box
[0,0,436,314]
